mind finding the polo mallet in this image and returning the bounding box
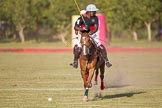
[73,0,87,26]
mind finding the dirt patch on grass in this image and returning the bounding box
[104,71,131,88]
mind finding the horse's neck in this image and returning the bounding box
[88,43,97,55]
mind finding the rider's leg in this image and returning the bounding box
[70,34,81,68]
[70,44,81,68]
[98,44,112,68]
[90,34,112,68]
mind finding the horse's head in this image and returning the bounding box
[80,33,92,55]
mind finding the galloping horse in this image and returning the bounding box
[79,32,105,102]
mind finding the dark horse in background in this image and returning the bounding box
[79,32,105,102]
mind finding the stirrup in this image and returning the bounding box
[70,61,78,68]
[105,61,112,68]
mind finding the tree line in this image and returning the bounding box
[0,0,162,43]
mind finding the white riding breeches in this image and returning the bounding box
[74,32,101,47]
[89,33,101,47]
[74,34,81,47]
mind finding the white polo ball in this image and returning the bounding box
[48,98,52,102]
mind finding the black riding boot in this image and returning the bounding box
[70,45,81,68]
[99,45,112,68]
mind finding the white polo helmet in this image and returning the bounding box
[86,4,99,11]
[80,10,86,15]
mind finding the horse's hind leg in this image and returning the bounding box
[100,64,105,90]
[94,69,99,85]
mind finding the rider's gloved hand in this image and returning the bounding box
[81,25,89,33]
[84,25,89,31]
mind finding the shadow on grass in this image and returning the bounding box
[106,84,130,88]
[103,91,145,99]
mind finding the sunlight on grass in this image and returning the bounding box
[0,52,162,107]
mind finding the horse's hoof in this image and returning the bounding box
[93,92,103,100]
[82,96,88,102]
[98,92,103,99]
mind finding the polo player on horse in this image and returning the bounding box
[70,4,112,69]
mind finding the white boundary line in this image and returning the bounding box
[0,88,83,91]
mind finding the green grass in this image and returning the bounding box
[0,39,162,48]
[0,41,69,48]
[0,52,162,108]
[110,39,162,48]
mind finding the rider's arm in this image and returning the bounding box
[74,26,83,31]
[74,17,84,32]
[88,24,98,35]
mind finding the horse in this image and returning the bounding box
[79,32,105,102]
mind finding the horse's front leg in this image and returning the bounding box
[80,69,88,88]
[87,59,97,88]
[87,67,96,88]
[80,69,89,102]
[80,59,88,88]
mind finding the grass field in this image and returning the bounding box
[0,39,162,48]
[0,51,162,108]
